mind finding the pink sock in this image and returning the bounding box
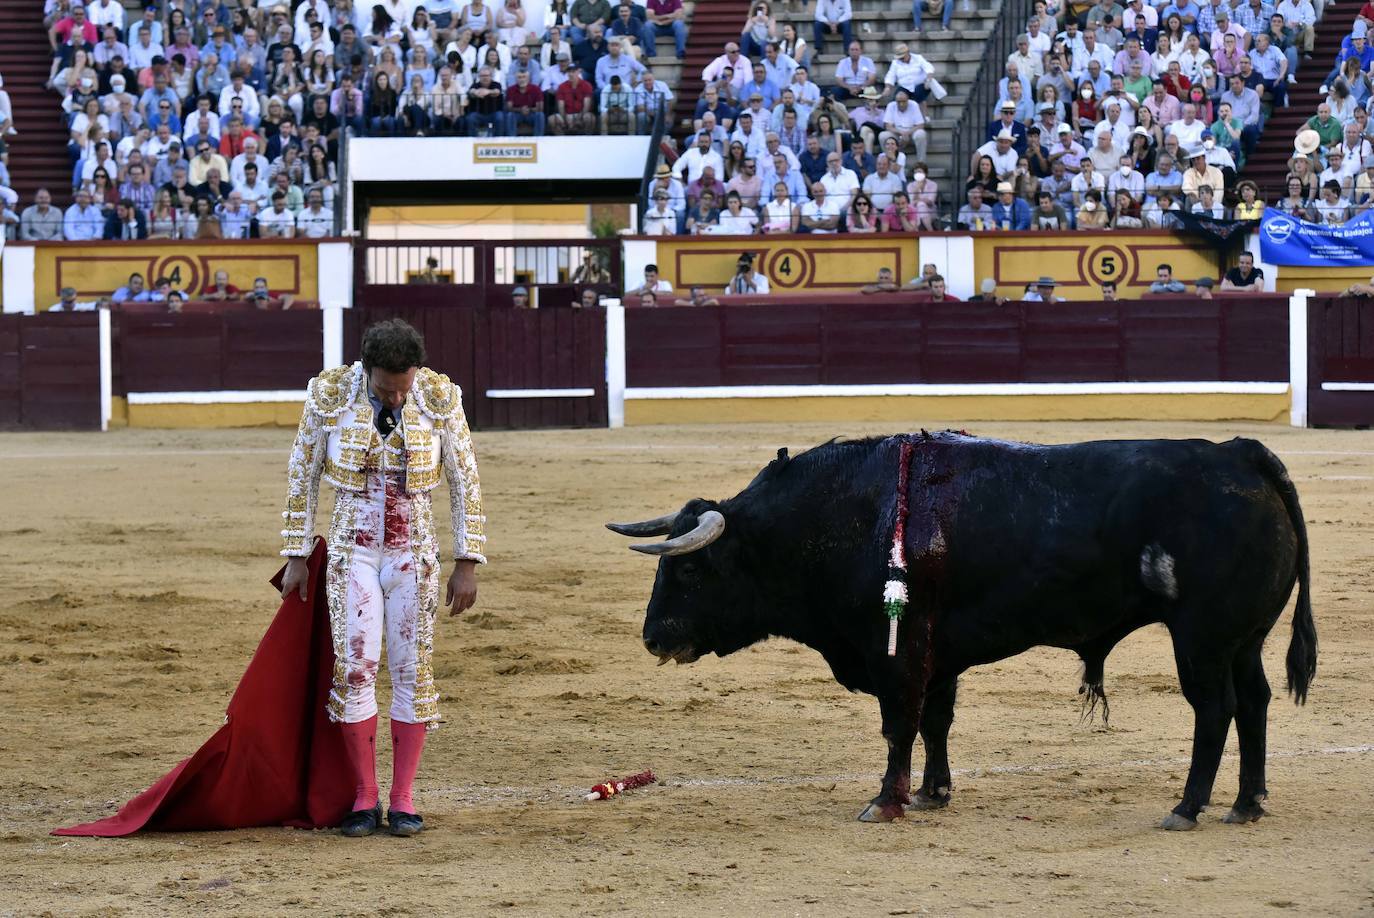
[340,716,379,811]
[389,719,427,814]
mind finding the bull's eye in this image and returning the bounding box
[675,561,700,584]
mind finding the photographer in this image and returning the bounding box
[724,252,770,294]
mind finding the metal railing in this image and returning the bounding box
[949,0,1034,208]
[360,91,669,137]
[359,238,623,289]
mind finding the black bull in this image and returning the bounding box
[608,434,1317,829]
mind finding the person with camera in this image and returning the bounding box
[724,252,770,293]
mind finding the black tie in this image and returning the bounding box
[375,408,396,436]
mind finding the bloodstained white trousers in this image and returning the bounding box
[326,471,440,725]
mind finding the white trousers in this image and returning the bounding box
[325,471,441,725]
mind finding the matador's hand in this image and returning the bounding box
[280,557,310,600]
[446,560,478,616]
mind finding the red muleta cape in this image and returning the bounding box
[54,539,354,836]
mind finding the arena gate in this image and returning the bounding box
[1305,296,1374,427]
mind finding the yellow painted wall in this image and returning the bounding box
[32,240,319,303]
[654,236,920,292]
[972,233,1222,301]
[625,391,1290,425]
[367,204,591,240]
[1273,266,1372,294]
[125,400,304,428]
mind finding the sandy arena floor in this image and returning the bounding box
[0,419,1371,916]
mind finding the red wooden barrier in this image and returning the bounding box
[625,295,1290,387]
[346,305,607,429]
[0,313,102,429]
[116,311,322,394]
[1308,297,1374,427]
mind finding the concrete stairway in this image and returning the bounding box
[1238,8,1346,199]
[0,0,74,206]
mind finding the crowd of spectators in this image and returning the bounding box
[1285,12,1374,224]
[945,0,1323,231]
[17,0,692,241]
[48,269,297,310]
[643,23,949,234]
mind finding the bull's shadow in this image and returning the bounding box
[608,431,1316,829]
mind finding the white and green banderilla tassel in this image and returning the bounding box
[884,541,908,657]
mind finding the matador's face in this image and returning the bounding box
[368,367,417,410]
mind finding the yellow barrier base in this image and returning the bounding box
[125,400,305,428]
[625,392,1290,425]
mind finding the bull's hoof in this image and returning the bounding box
[858,802,906,823]
[1222,806,1265,824]
[1159,812,1199,831]
[907,790,950,811]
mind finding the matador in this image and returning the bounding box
[279,319,486,837]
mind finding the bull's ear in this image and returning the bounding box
[776,447,789,462]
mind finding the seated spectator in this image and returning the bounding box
[644,0,687,59]
[295,188,333,237]
[881,188,919,231]
[967,277,1008,304]
[860,266,900,294]
[550,68,595,134]
[201,270,242,301]
[833,41,877,100]
[972,131,1018,182]
[1029,190,1071,229]
[761,179,799,232]
[1149,263,1188,293]
[1077,188,1109,227]
[989,181,1029,229]
[726,155,764,209]
[102,197,146,239]
[111,273,147,303]
[906,163,938,228]
[246,276,294,310]
[813,0,853,57]
[1221,252,1264,291]
[673,286,722,306]
[600,74,637,134]
[1112,188,1144,227]
[686,189,721,233]
[257,191,297,237]
[1022,276,1062,302]
[716,189,759,234]
[800,181,840,232]
[883,43,936,111]
[956,186,995,230]
[916,274,959,302]
[881,89,928,162]
[846,193,880,232]
[63,186,105,240]
[21,189,65,241]
[1143,191,1182,227]
[1181,147,1223,203]
[1312,180,1351,225]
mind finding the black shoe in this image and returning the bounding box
[387,809,424,836]
[341,802,382,837]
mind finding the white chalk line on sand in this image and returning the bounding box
[426,743,1374,807]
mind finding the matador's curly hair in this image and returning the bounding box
[360,319,426,373]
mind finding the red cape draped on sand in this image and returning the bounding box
[53,539,354,836]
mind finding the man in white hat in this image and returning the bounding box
[974,129,1019,180]
[1022,276,1062,302]
[991,181,1031,230]
[1182,146,1224,204]
[883,42,935,109]
[1048,123,1086,173]
[987,99,1028,153]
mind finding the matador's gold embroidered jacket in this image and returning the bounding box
[280,362,487,562]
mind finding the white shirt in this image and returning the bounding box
[642,204,678,235]
[1167,118,1204,147]
[814,0,851,24]
[800,196,841,232]
[1275,0,1315,26]
[883,99,926,130]
[819,167,860,208]
[884,54,934,92]
[673,147,726,184]
[235,175,272,209]
[716,206,759,234]
[219,84,261,121]
[184,110,221,140]
[257,205,296,236]
[975,140,1018,176]
[295,205,334,237]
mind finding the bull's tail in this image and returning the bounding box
[1244,439,1317,705]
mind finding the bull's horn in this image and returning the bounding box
[606,513,679,537]
[629,510,725,556]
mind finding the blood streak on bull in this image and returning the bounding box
[609,432,1317,830]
